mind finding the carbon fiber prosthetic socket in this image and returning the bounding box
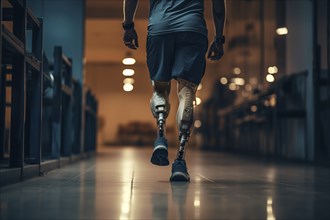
[176,78,197,160]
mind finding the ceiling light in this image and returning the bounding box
[123,78,135,84]
[233,77,245,86]
[197,84,202,91]
[220,77,228,85]
[229,82,238,91]
[267,66,278,74]
[194,120,202,128]
[266,74,275,82]
[122,58,136,65]
[195,97,202,106]
[276,27,288,35]
[273,66,278,73]
[268,67,275,74]
[122,69,135,76]
[233,67,241,75]
[123,83,134,92]
[250,105,258,112]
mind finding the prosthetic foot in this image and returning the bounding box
[150,81,171,166]
[170,79,197,181]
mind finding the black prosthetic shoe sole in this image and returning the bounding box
[170,172,190,182]
[151,147,169,166]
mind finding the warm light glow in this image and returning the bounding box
[268,66,278,74]
[233,67,241,75]
[220,77,228,85]
[122,69,135,76]
[195,97,202,106]
[123,83,134,92]
[194,199,200,207]
[266,74,275,82]
[194,120,202,128]
[122,57,136,65]
[268,67,275,74]
[121,203,130,214]
[120,215,128,220]
[249,77,258,85]
[194,190,201,218]
[273,66,278,73]
[233,77,245,86]
[123,78,135,84]
[229,82,238,91]
[267,206,272,213]
[276,27,288,35]
[119,151,134,220]
[241,90,249,98]
[267,197,276,220]
[197,84,202,91]
[270,95,277,107]
[250,105,258,112]
[245,84,252,92]
[264,100,270,107]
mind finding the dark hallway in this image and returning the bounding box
[1,0,330,219]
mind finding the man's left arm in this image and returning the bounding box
[212,0,226,39]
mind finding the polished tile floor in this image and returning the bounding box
[1,147,330,220]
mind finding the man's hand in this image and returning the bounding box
[123,28,139,50]
[123,0,139,49]
[207,38,224,61]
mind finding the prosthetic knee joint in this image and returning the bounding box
[176,78,197,160]
[150,81,171,138]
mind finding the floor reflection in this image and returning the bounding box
[151,192,168,219]
[171,182,189,220]
[0,147,329,220]
[267,197,276,220]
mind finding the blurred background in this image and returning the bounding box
[85,0,330,165]
[1,0,329,167]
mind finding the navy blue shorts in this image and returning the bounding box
[146,32,208,85]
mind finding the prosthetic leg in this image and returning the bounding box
[150,80,171,166]
[176,78,197,160]
[170,78,197,181]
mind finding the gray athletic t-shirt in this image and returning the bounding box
[148,0,208,36]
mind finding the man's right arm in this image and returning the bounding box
[123,0,139,49]
[123,0,139,24]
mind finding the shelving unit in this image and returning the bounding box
[0,0,98,187]
[84,89,98,153]
[0,0,42,185]
[1,0,43,172]
[71,78,83,155]
[40,46,82,170]
[201,71,308,160]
